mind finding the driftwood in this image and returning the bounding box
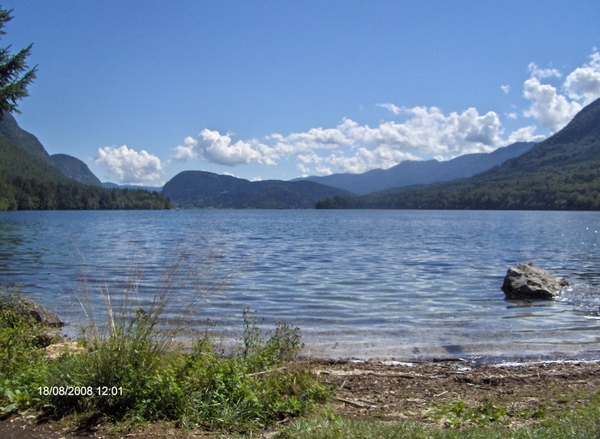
[334,397,376,408]
[245,366,288,377]
[316,370,422,379]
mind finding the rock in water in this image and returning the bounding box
[502,262,569,300]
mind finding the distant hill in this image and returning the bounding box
[102,182,162,192]
[300,142,535,195]
[317,97,600,210]
[51,154,102,186]
[162,170,355,208]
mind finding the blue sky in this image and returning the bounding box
[3,0,600,186]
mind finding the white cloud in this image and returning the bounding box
[95,145,163,184]
[324,148,421,174]
[171,136,198,161]
[315,166,333,175]
[174,105,517,175]
[172,51,600,177]
[523,50,600,133]
[268,106,507,174]
[564,50,600,105]
[528,62,562,79]
[507,126,546,144]
[173,129,277,166]
[296,163,310,175]
[377,103,401,115]
[523,76,582,132]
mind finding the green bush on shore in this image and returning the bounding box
[3,284,600,438]
[0,287,53,415]
[0,285,328,432]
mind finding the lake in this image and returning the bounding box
[1,209,599,362]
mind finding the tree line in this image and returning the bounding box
[0,176,172,211]
[316,161,600,211]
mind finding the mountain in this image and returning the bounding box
[300,142,535,195]
[0,114,67,184]
[0,112,54,166]
[317,97,600,210]
[162,170,355,208]
[0,113,172,210]
[51,154,102,186]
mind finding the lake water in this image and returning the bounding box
[1,209,599,362]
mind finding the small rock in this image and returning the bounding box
[2,296,64,327]
[502,261,568,300]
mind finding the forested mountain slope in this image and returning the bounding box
[317,97,600,210]
[162,170,354,208]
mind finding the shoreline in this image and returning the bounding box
[3,358,599,438]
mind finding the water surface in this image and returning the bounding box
[1,209,599,362]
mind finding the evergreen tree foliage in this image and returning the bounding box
[0,7,36,118]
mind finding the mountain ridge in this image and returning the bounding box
[316,97,600,210]
[299,141,535,195]
[162,170,355,209]
[0,113,54,166]
[51,154,102,186]
[0,113,172,210]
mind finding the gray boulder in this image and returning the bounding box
[2,296,64,327]
[502,262,569,300]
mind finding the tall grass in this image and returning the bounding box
[31,240,329,431]
[74,238,231,344]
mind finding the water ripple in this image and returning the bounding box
[1,209,599,361]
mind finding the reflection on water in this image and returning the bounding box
[0,209,599,361]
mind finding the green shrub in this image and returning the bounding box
[178,311,328,431]
[0,242,329,432]
[0,286,51,415]
[39,304,327,431]
[45,310,186,423]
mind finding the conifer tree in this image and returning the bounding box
[0,7,36,119]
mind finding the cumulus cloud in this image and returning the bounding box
[523,76,582,132]
[507,126,546,144]
[173,129,277,166]
[296,163,310,175]
[276,106,507,173]
[528,62,562,79]
[172,51,600,176]
[174,105,512,175]
[95,145,163,184]
[377,103,401,115]
[564,50,600,105]
[523,50,600,133]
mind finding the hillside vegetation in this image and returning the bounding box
[162,170,354,208]
[51,153,102,186]
[317,98,600,210]
[0,113,172,210]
